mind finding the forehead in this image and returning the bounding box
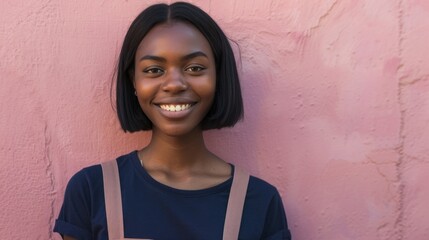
[136,21,213,57]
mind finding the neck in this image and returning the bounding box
[141,127,210,172]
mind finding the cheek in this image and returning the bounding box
[197,81,216,99]
[135,79,158,101]
[134,82,158,120]
[196,71,216,101]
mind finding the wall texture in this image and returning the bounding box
[0,0,428,239]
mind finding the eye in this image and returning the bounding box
[143,67,164,75]
[185,65,206,73]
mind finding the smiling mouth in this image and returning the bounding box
[158,103,194,112]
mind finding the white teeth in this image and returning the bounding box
[160,104,192,112]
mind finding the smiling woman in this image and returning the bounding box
[53,2,292,240]
[133,21,216,137]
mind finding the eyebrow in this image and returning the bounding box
[139,51,208,62]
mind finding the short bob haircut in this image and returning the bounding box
[116,2,243,132]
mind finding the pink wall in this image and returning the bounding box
[1,0,428,239]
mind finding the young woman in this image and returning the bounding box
[54,2,292,240]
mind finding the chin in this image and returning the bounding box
[156,124,202,137]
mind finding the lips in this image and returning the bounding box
[153,99,197,119]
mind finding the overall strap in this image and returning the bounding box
[101,160,124,240]
[223,167,250,240]
[101,160,151,240]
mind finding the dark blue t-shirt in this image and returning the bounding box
[54,151,291,239]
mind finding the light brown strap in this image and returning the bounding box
[101,160,125,240]
[223,167,250,240]
[102,160,152,240]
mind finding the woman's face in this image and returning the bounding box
[133,21,216,137]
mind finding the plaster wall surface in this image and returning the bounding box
[0,0,428,239]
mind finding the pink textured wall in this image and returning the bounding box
[1,0,428,239]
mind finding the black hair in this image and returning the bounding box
[116,2,243,132]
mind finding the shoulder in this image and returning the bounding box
[66,164,102,192]
[248,175,278,193]
[65,151,136,193]
[55,151,137,239]
[246,174,282,201]
[232,165,283,204]
[241,171,285,211]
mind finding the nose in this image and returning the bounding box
[161,68,188,93]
